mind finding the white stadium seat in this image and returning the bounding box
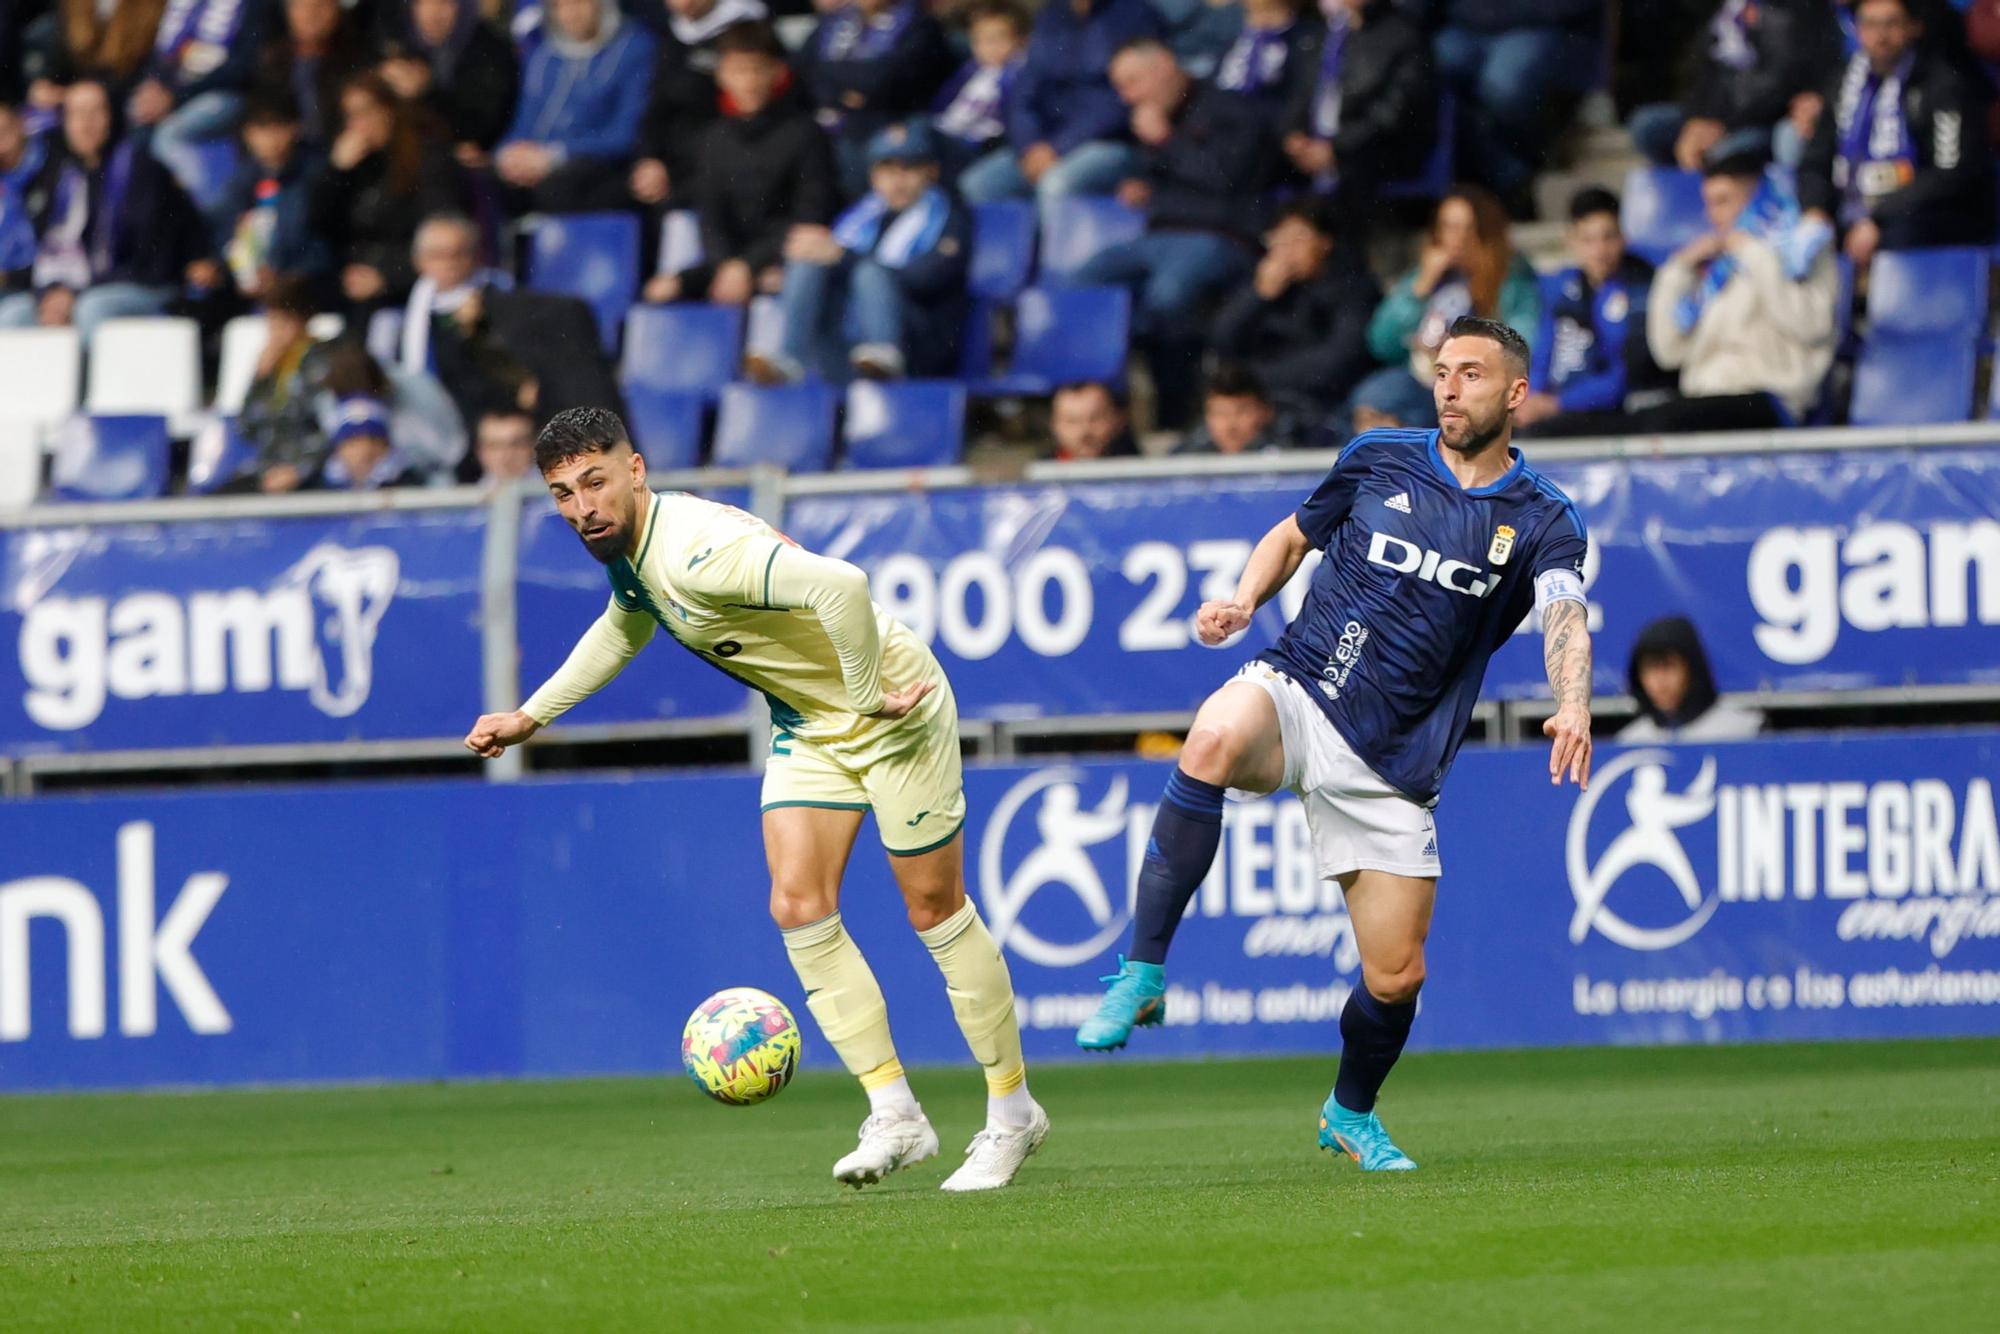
[86,317,202,416]
[0,417,42,511]
[0,327,84,434]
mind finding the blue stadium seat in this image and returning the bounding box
[843,381,967,469]
[1865,247,1989,335]
[970,200,1036,300]
[957,298,1000,380]
[623,387,707,469]
[1851,331,1977,426]
[527,212,641,352]
[975,286,1131,394]
[1038,196,1145,282]
[1380,93,1455,201]
[712,383,838,471]
[186,417,258,494]
[49,415,171,501]
[621,303,744,399]
[1621,167,1706,265]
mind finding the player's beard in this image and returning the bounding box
[1438,400,1508,457]
[577,503,632,564]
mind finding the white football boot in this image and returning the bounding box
[939,1102,1050,1192]
[832,1109,939,1188]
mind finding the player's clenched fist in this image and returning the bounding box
[464,709,541,758]
[1194,600,1253,646]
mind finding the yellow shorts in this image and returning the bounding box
[759,692,966,856]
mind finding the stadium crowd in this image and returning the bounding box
[0,0,1995,492]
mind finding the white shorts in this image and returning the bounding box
[1231,662,1443,881]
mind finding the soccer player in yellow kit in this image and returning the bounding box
[464,408,1047,1191]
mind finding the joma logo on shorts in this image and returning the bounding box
[1365,533,1498,598]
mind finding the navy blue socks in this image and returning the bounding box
[1127,768,1227,965]
[1334,986,1418,1114]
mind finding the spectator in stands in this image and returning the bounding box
[1049,379,1137,459]
[216,89,329,302]
[1645,154,1838,431]
[1618,615,1766,742]
[127,0,274,168]
[311,71,463,313]
[1627,0,1842,171]
[1208,196,1377,431]
[1798,0,1995,268]
[956,0,1162,215]
[1213,0,1319,122]
[1517,187,1668,438]
[307,393,426,490]
[378,0,521,168]
[402,211,623,426]
[1351,185,1537,433]
[746,120,970,383]
[0,79,221,340]
[1070,37,1279,428]
[0,103,46,296]
[320,335,468,479]
[1176,364,1289,453]
[472,404,539,484]
[494,0,656,212]
[931,0,1029,182]
[22,0,167,113]
[228,271,334,493]
[628,0,770,214]
[255,0,377,148]
[1430,0,1603,215]
[1283,0,1434,217]
[801,0,953,198]
[654,21,836,307]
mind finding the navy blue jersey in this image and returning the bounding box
[1259,428,1587,803]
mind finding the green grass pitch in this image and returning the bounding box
[3,1040,1996,1332]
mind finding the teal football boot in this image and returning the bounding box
[1318,1093,1418,1171]
[1075,956,1166,1051]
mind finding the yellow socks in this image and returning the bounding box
[916,900,1033,1123]
[780,912,907,1104]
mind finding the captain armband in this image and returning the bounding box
[1534,568,1586,626]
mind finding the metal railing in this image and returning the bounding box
[3,421,1996,794]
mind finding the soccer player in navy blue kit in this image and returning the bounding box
[1076,316,1595,1171]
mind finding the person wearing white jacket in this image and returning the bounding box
[1644,154,1839,431]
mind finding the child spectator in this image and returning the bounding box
[801,0,953,197]
[930,0,1029,181]
[217,89,329,301]
[472,404,539,484]
[228,271,336,493]
[495,0,656,212]
[628,0,770,212]
[308,393,426,490]
[654,21,836,307]
[1176,365,1288,453]
[747,119,970,383]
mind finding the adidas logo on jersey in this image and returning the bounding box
[1385,492,1412,514]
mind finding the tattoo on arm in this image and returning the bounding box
[1542,599,1593,712]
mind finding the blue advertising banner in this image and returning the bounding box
[782,446,2000,717]
[2,731,1994,1092]
[0,509,488,754]
[514,493,751,731]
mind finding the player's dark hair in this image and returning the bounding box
[1205,364,1269,404]
[715,20,787,61]
[536,406,634,472]
[1568,186,1620,224]
[1445,316,1531,383]
[966,0,1030,37]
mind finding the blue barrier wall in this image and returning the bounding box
[3,730,1996,1092]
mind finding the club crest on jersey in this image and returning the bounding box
[1488,525,1516,566]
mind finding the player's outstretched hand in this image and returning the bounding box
[869,680,935,720]
[464,710,541,758]
[1195,600,1253,646]
[1543,705,1592,790]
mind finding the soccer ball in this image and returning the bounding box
[681,987,802,1105]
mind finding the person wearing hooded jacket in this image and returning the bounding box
[494,0,656,212]
[1616,614,1766,743]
